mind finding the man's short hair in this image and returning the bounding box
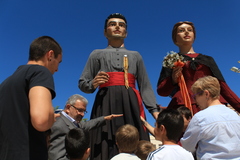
[115,124,139,153]
[104,13,127,30]
[65,94,88,108]
[28,36,62,61]
[156,109,184,142]
[65,128,90,159]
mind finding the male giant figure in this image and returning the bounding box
[79,13,159,160]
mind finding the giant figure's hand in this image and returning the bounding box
[92,71,109,89]
[172,66,183,84]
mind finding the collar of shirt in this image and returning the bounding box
[107,45,126,49]
[62,111,75,123]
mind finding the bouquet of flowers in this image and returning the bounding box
[163,51,185,68]
[163,51,193,115]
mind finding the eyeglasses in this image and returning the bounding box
[192,91,204,100]
[71,105,87,114]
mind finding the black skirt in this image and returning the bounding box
[89,85,150,160]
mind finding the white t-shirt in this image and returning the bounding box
[111,153,140,160]
[147,145,194,160]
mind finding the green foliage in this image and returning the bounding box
[81,118,88,122]
[54,106,60,111]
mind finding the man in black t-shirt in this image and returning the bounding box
[0,36,62,160]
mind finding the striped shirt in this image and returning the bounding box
[147,145,194,160]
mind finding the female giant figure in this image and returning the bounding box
[157,21,240,114]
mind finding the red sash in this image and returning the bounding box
[99,72,145,119]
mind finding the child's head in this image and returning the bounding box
[115,124,139,153]
[135,140,156,160]
[154,109,184,143]
[65,128,90,160]
[177,106,192,131]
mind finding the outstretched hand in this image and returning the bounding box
[140,116,155,136]
[104,114,123,121]
[140,116,147,124]
[54,113,60,121]
[92,71,109,89]
[152,112,160,120]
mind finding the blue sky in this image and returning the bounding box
[1,0,240,126]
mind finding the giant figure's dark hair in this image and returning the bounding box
[104,13,127,30]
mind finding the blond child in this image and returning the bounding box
[111,124,140,160]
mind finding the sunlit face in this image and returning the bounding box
[104,18,127,39]
[175,23,194,46]
[193,91,208,110]
[48,53,62,74]
[66,99,87,122]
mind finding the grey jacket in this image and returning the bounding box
[48,112,106,160]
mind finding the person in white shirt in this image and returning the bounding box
[147,109,194,160]
[111,124,140,160]
[181,76,240,159]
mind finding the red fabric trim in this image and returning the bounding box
[178,74,193,116]
[99,72,135,88]
[99,72,146,119]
